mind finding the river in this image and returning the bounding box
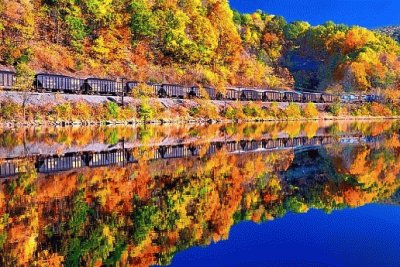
[0,121,399,266]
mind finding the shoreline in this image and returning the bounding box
[1,116,399,127]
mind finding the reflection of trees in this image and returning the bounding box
[0,162,38,265]
[1,133,400,266]
[0,121,399,151]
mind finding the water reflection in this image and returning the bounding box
[0,121,399,266]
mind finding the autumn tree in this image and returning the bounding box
[13,63,35,121]
[0,0,34,65]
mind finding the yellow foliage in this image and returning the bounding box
[302,102,319,118]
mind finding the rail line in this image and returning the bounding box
[0,71,381,103]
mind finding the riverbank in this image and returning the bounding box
[2,115,400,128]
[0,91,399,126]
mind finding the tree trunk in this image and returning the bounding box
[23,103,26,122]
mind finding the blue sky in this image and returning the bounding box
[230,0,400,28]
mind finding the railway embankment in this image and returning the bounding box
[0,91,398,126]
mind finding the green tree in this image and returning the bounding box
[130,0,157,42]
[283,21,310,41]
[138,98,154,121]
[106,102,120,120]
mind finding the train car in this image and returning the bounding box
[226,87,241,100]
[0,71,16,90]
[126,82,167,98]
[205,87,223,100]
[321,93,338,103]
[37,154,84,173]
[240,89,263,101]
[187,86,222,99]
[362,94,382,103]
[341,94,359,103]
[126,152,138,163]
[156,145,186,159]
[263,90,284,102]
[160,84,185,98]
[302,92,322,103]
[239,140,261,151]
[0,160,22,178]
[35,74,84,93]
[126,81,139,94]
[213,89,224,100]
[187,86,202,98]
[84,78,125,95]
[188,145,200,156]
[372,95,383,102]
[141,83,163,97]
[284,91,302,102]
[86,150,125,167]
[340,94,350,103]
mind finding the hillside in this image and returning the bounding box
[0,0,400,93]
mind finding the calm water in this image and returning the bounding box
[0,121,400,266]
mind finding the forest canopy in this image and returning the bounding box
[0,0,399,93]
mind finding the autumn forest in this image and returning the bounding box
[1,0,400,93]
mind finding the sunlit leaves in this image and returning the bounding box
[284,21,310,41]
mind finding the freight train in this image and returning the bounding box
[0,70,381,103]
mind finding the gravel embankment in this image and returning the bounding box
[1,90,396,126]
[0,90,329,109]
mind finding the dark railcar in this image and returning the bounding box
[208,87,224,100]
[321,93,338,103]
[188,145,200,156]
[205,87,223,100]
[84,78,125,95]
[302,92,322,103]
[149,83,162,97]
[187,86,213,99]
[361,94,381,103]
[284,91,302,102]
[126,152,138,163]
[0,71,16,90]
[87,150,125,167]
[240,89,263,101]
[239,140,261,151]
[0,160,21,178]
[363,94,382,103]
[263,90,284,102]
[156,145,185,159]
[226,88,241,100]
[160,84,185,98]
[126,82,162,97]
[340,94,360,103]
[126,81,139,94]
[35,74,84,93]
[187,86,202,98]
[37,154,84,173]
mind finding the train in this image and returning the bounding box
[0,70,382,103]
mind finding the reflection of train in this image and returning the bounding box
[0,70,382,103]
[0,134,379,178]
